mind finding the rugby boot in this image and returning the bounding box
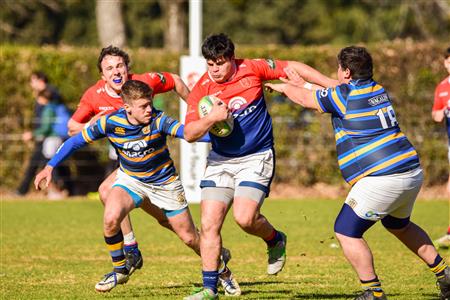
[125,248,143,275]
[218,247,241,296]
[354,290,387,300]
[183,288,218,300]
[438,267,450,300]
[434,234,450,250]
[95,271,129,292]
[218,267,241,296]
[267,231,287,275]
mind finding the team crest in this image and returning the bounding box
[142,126,150,134]
[239,78,251,88]
[114,127,126,135]
[346,198,357,209]
[265,59,276,69]
[177,191,186,203]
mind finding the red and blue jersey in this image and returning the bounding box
[72,72,175,123]
[185,58,288,157]
[432,76,450,140]
[313,79,420,185]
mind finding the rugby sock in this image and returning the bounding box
[104,230,127,274]
[202,270,219,294]
[428,255,448,279]
[264,229,282,247]
[360,277,384,296]
[123,231,139,253]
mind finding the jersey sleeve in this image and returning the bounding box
[184,82,204,125]
[313,84,349,116]
[432,85,445,111]
[71,91,95,123]
[137,72,176,95]
[80,115,107,144]
[248,59,288,81]
[156,113,182,137]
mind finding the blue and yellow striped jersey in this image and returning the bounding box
[313,79,420,185]
[48,108,185,185]
[86,108,182,184]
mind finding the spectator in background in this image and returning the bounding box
[16,71,62,196]
[431,46,450,249]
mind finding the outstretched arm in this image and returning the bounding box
[265,82,320,110]
[33,133,89,190]
[171,73,190,102]
[286,61,339,88]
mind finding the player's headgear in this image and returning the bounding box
[202,33,235,61]
[337,46,373,80]
[97,45,130,73]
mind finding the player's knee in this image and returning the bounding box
[98,182,112,204]
[104,213,121,233]
[234,213,257,231]
[200,220,221,237]
[334,204,375,238]
[382,215,411,233]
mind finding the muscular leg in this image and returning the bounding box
[335,233,377,281]
[165,208,200,255]
[99,169,135,236]
[103,186,136,237]
[140,199,173,231]
[232,197,274,238]
[201,200,229,271]
[385,221,438,264]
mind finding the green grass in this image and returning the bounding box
[1,198,448,299]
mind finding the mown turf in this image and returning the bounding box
[1,198,448,299]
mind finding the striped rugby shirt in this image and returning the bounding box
[49,108,186,184]
[313,78,420,185]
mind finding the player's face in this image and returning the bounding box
[125,98,153,125]
[444,56,450,75]
[207,56,235,83]
[100,55,129,93]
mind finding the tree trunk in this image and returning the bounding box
[96,0,126,48]
[160,0,186,52]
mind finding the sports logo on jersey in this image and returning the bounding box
[239,78,252,88]
[319,89,329,98]
[142,126,150,134]
[151,72,166,84]
[123,140,155,158]
[114,127,126,135]
[368,94,389,106]
[228,97,247,111]
[265,59,276,69]
[177,191,186,203]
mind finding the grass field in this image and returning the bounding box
[1,197,449,299]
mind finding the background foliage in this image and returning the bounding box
[0,41,448,190]
[1,0,449,47]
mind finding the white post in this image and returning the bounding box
[180,0,207,203]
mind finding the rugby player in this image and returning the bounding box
[266,45,450,300]
[34,80,240,295]
[67,45,190,275]
[431,46,450,250]
[182,33,332,300]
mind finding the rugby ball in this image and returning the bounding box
[198,95,234,137]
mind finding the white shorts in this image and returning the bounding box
[113,170,188,211]
[345,167,423,221]
[200,148,274,195]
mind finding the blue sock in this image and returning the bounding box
[124,242,139,254]
[202,270,218,294]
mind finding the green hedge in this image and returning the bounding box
[1,41,448,191]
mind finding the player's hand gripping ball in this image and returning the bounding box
[198,95,234,137]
